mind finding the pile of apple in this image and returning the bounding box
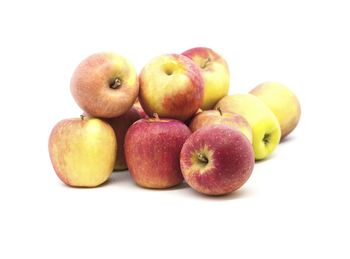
[49,47,301,196]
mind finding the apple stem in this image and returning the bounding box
[110,77,122,89]
[197,153,208,164]
[201,57,211,69]
[80,114,85,120]
[217,107,223,116]
[153,113,160,120]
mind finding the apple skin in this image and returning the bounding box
[70,52,139,118]
[133,98,148,118]
[189,109,253,143]
[250,82,301,139]
[124,117,192,189]
[139,54,204,121]
[48,117,116,187]
[215,94,281,160]
[182,47,230,110]
[180,125,254,196]
[106,106,143,171]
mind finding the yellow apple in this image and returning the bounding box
[182,47,230,110]
[48,116,116,187]
[250,82,301,139]
[215,94,281,160]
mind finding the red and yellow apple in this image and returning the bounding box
[189,109,253,143]
[182,47,230,110]
[139,54,204,121]
[215,94,281,160]
[124,115,191,188]
[48,116,116,187]
[250,82,301,139]
[70,52,139,118]
[180,125,254,196]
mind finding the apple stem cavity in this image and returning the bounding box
[109,77,122,89]
[197,153,209,165]
[80,114,85,120]
[217,107,223,116]
[263,133,270,145]
[153,113,160,120]
[201,57,211,69]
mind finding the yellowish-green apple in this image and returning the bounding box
[189,109,253,143]
[215,94,281,160]
[182,47,230,110]
[48,116,116,187]
[250,82,301,139]
[139,54,204,121]
[70,52,139,118]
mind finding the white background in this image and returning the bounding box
[1,0,349,258]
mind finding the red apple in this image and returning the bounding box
[180,125,254,195]
[139,54,204,121]
[70,52,139,118]
[189,109,253,143]
[125,115,191,188]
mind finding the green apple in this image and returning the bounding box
[215,94,281,160]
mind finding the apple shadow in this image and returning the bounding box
[188,187,254,201]
[106,170,131,185]
[135,181,190,192]
[279,135,296,144]
[254,152,277,164]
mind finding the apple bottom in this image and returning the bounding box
[180,125,254,196]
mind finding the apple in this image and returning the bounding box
[250,81,301,139]
[124,115,191,188]
[189,109,253,143]
[215,94,281,160]
[182,47,230,110]
[180,125,254,196]
[48,116,116,187]
[133,98,148,118]
[70,52,139,118]
[139,54,204,121]
[184,108,203,126]
[106,106,143,171]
